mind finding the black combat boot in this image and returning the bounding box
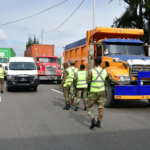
[84,106,86,111]
[90,119,97,129]
[1,90,3,93]
[74,107,78,111]
[63,104,70,110]
[96,121,101,128]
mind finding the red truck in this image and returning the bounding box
[24,44,62,83]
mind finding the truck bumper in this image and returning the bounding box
[115,71,150,100]
[39,75,61,81]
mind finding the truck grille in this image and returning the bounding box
[45,66,56,75]
[131,65,150,77]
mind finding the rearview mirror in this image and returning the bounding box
[5,66,8,70]
[37,66,40,70]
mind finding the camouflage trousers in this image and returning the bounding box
[63,85,71,104]
[86,90,105,121]
[70,83,76,100]
[76,88,87,107]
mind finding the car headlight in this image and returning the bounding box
[7,75,13,79]
[114,75,130,81]
[34,75,38,79]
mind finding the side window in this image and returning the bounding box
[97,46,102,57]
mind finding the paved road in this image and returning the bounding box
[0,82,150,150]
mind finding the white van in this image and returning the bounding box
[5,57,40,92]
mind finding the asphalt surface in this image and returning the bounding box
[0,82,150,150]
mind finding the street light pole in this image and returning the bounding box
[93,0,95,29]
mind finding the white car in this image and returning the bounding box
[6,57,40,91]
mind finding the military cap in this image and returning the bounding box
[63,62,68,65]
[70,61,75,65]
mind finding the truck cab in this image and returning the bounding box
[64,27,150,108]
[37,56,62,83]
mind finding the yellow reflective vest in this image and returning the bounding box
[0,68,4,78]
[63,68,72,87]
[69,66,78,82]
[76,71,88,88]
[90,67,107,92]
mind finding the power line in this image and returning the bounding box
[45,0,84,33]
[0,0,68,27]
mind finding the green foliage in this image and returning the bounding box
[111,0,150,42]
[26,35,39,49]
[58,57,61,64]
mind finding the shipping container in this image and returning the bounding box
[24,44,54,60]
[0,48,16,59]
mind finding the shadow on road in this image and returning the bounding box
[68,112,89,128]
[111,99,150,109]
[40,81,58,85]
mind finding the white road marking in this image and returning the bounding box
[51,89,63,95]
[0,95,1,102]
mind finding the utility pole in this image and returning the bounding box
[41,29,43,44]
[93,0,95,29]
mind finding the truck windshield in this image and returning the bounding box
[39,58,57,63]
[0,58,8,63]
[9,62,36,70]
[103,43,144,56]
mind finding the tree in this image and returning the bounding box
[26,35,39,49]
[110,0,150,42]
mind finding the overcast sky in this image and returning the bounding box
[0,0,127,57]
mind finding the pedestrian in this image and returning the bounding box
[73,64,87,111]
[86,57,120,129]
[0,64,6,93]
[60,62,72,110]
[69,61,78,105]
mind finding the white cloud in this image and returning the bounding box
[3,42,25,56]
[0,29,7,42]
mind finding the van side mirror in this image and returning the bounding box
[37,66,40,70]
[5,66,8,70]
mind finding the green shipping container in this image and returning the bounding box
[0,48,16,59]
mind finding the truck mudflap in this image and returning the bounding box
[115,71,150,99]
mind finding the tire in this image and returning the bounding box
[104,79,115,108]
[33,87,37,92]
[7,86,11,92]
[57,80,62,84]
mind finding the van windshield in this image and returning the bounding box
[103,43,144,56]
[0,58,8,63]
[39,58,57,63]
[9,62,36,70]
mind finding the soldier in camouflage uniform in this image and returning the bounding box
[60,62,72,110]
[86,57,120,129]
[73,64,87,111]
[69,61,78,105]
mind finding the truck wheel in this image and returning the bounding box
[104,79,115,108]
[57,80,62,84]
[7,87,11,92]
[33,87,37,92]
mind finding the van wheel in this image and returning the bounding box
[104,79,115,108]
[33,87,37,92]
[7,87,11,92]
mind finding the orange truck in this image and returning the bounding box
[64,27,150,107]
